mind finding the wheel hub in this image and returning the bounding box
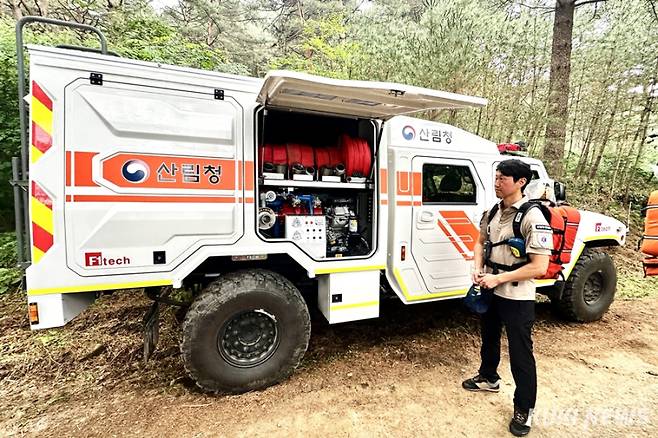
[218,310,279,367]
[583,270,604,305]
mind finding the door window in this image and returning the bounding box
[422,163,477,204]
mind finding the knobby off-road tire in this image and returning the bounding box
[181,269,311,393]
[552,249,617,322]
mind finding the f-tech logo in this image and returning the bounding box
[402,125,416,140]
[121,159,150,183]
[85,252,131,267]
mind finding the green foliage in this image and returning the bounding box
[270,13,357,78]
[0,268,20,295]
[0,18,21,231]
[0,232,20,294]
[0,232,17,268]
[106,9,239,72]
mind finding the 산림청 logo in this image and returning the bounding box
[402,125,416,140]
[121,159,150,183]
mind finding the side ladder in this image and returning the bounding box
[11,16,109,268]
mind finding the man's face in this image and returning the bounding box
[495,170,525,199]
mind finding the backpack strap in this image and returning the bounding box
[487,203,499,224]
[484,201,537,274]
[486,202,500,235]
[485,259,527,273]
[511,201,535,240]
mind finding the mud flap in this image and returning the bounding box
[143,300,159,363]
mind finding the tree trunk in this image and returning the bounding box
[607,96,635,201]
[37,0,49,17]
[10,0,23,19]
[574,99,603,179]
[587,85,621,180]
[564,63,586,175]
[542,0,576,179]
[622,58,658,203]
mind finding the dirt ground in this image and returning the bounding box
[1,279,657,438]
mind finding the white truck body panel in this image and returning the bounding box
[24,45,627,330]
[318,271,380,324]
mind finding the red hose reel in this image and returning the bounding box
[260,135,372,179]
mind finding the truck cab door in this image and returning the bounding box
[409,157,485,296]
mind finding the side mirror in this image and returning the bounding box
[554,181,567,201]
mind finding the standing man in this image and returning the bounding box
[461,159,553,437]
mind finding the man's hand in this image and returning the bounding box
[478,273,502,289]
[471,269,485,285]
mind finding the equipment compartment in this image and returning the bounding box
[255,109,377,260]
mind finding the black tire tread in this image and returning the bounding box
[555,249,616,322]
[181,269,310,393]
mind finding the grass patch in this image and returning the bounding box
[616,271,658,299]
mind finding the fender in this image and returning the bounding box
[536,210,626,287]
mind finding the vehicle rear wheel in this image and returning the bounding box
[551,249,616,322]
[181,269,310,393]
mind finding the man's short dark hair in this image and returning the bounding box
[496,159,533,192]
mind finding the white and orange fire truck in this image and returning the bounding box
[11,18,626,393]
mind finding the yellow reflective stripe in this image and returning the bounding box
[31,97,53,135]
[562,243,588,280]
[393,268,467,302]
[31,145,44,163]
[330,300,379,311]
[27,279,173,296]
[32,246,45,264]
[583,235,621,242]
[31,197,53,234]
[394,268,410,295]
[535,279,556,287]
[315,265,385,275]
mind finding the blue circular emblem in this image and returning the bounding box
[402,125,416,141]
[121,159,150,183]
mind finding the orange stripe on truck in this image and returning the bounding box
[69,152,252,192]
[396,171,422,196]
[65,151,72,186]
[244,161,254,190]
[69,195,242,203]
[397,171,410,194]
[380,169,388,194]
[439,210,479,253]
[74,152,99,187]
[437,219,473,261]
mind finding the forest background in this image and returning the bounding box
[0,0,657,289]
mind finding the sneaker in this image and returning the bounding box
[509,406,533,436]
[461,374,501,392]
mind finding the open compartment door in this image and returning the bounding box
[257,70,487,119]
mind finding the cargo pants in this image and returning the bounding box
[478,294,537,412]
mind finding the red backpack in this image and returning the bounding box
[640,190,658,276]
[487,201,581,280]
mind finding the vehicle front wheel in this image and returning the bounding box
[181,269,310,393]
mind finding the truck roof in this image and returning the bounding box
[28,45,487,121]
[27,45,265,94]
